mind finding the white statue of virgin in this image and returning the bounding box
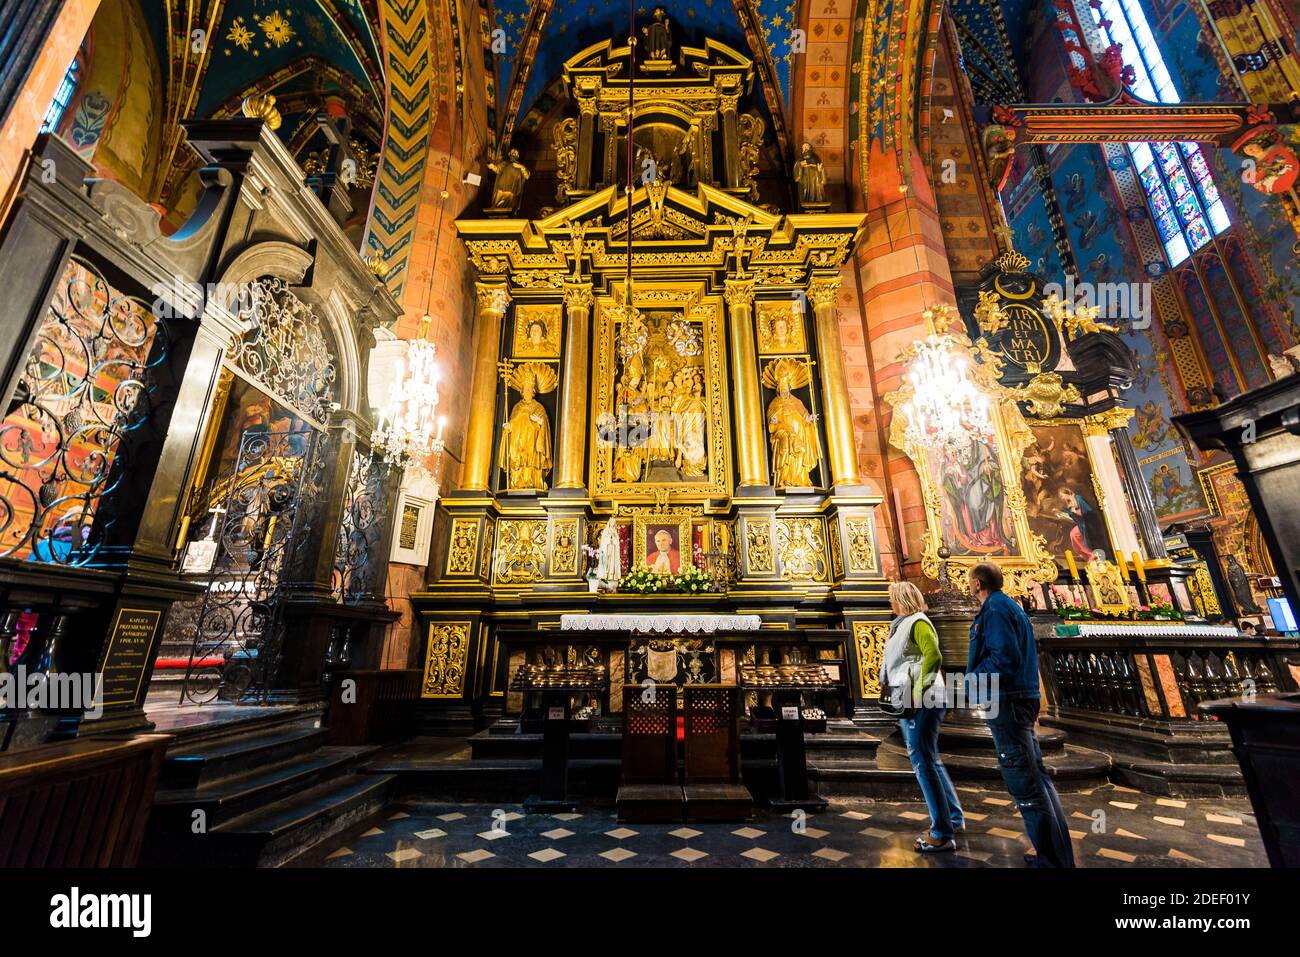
[596,516,622,589]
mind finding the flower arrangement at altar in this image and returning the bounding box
[1050,586,1089,620]
[620,564,715,594]
[675,565,712,593]
[1049,586,1183,622]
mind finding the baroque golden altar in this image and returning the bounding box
[409,34,893,731]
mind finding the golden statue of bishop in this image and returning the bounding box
[763,358,818,488]
[499,362,557,490]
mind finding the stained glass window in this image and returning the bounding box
[39,56,81,135]
[1090,0,1230,267]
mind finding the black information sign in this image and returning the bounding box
[98,607,163,708]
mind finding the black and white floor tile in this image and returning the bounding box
[292,784,1265,868]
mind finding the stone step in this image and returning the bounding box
[150,745,379,831]
[210,773,397,867]
[161,724,329,790]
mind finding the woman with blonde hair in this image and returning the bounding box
[880,580,965,852]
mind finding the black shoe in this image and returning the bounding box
[1023,851,1037,866]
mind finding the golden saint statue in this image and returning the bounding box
[487,148,530,213]
[762,358,818,488]
[613,358,647,482]
[499,362,557,490]
[671,368,708,477]
[794,142,826,209]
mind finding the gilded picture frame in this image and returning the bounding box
[884,335,1058,598]
[1019,417,1118,568]
[512,303,562,358]
[632,512,694,574]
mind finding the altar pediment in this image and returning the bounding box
[457,183,865,284]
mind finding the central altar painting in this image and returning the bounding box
[592,285,730,499]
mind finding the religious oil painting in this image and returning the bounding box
[593,292,729,499]
[512,303,562,359]
[634,514,693,574]
[1022,423,1112,564]
[926,434,1017,557]
[756,299,808,355]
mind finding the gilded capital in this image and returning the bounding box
[563,282,594,310]
[719,94,741,114]
[475,282,510,317]
[724,278,756,309]
[806,277,841,310]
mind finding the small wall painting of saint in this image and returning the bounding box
[644,524,681,575]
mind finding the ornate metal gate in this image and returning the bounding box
[180,426,324,703]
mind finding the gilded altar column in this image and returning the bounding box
[555,281,593,491]
[719,90,741,189]
[725,277,769,488]
[461,282,511,491]
[808,275,860,487]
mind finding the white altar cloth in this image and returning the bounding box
[559,613,763,634]
[1071,622,1241,639]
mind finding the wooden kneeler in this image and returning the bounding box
[682,684,752,822]
[616,684,683,822]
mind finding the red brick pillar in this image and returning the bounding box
[852,145,957,581]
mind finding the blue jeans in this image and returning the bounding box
[985,695,1076,868]
[900,706,965,840]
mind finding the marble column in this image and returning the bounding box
[1108,420,1169,560]
[461,282,510,491]
[554,281,593,491]
[725,277,769,488]
[808,274,860,487]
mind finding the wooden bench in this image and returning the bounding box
[325,669,421,746]
[616,684,682,822]
[0,734,170,867]
[683,684,751,821]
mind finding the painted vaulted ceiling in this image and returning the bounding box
[947,0,1038,102]
[139,1,388,153]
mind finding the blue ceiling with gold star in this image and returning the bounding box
[139,1,385,131]
[948,0,1038,102]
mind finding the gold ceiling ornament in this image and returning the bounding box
[1018,371,1083,419]
[365,254,391,278]
[992,248,1031,273]
[241,93,282,130]
[1041,292,1119,340]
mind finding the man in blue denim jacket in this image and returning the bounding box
[966,561,1075,868]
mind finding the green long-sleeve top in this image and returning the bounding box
[911,617,943,703]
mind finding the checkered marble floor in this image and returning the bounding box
[291,784,1266,868]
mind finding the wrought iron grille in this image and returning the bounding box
[0,256,166,564]
[179,427,320,704]
[331,447,391,604]
[227,277,336,423]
